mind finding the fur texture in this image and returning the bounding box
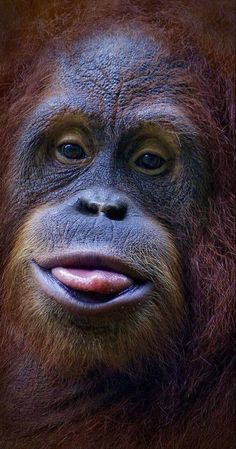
[0,1,235,448]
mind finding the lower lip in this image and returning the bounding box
[32,263,153,316]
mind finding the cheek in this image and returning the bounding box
[2,207,185,374]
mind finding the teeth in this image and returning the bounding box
[51,267,134,295]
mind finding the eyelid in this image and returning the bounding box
[56,132,86,147]
[131,148,169,163]
[52,129,94,160]
[48,120,90,143]
[130,138,172,162]
[47,130,92,164]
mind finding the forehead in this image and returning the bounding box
[53,32,177,123]
[59,32,158,80]
[23,31,193,141]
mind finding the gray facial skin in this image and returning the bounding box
[4,30,209,375]
[14,32,209,230]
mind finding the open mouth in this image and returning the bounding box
[32,252,152,316]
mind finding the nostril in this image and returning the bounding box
[104,204,127,221]
[77,199,99,216]
[76,193,128,220]
[88,203,100,214]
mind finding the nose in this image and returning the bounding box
[75,188,128,221]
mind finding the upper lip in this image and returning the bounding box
[35,251,144,281]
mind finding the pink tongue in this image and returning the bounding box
[52,267,133,294]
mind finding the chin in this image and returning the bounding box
[2,215,184,374]
[3,262,183,375]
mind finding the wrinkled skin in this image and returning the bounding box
[0,3,235,449]
[3,33,209,372]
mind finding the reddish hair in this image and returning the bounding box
[0,1,235,448]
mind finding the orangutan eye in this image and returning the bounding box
[135,153,166,171]
[57,143,87,161]
[130,145,170,176]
